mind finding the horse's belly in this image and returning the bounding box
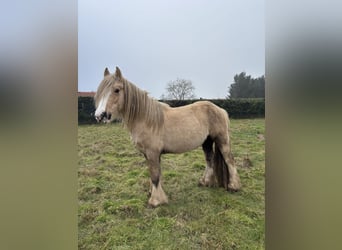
[163,127,208,153]
[163,107,210,153]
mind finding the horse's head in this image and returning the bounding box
[94,67,124,123]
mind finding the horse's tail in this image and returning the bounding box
[213,143,229,190]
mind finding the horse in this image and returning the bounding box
[94,67,241,207]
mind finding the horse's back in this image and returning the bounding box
[186,101,228,125]
[165,101,228,125]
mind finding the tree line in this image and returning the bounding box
[228,72,265,99]
[162,72,265,100]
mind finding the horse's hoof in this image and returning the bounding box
[147,202,158,209]
[147,201,165,208]
[148,197,168,208]
[198,178,215,187]
[227,182,241,192]
[198,179,206,187]
[227,187,238,193]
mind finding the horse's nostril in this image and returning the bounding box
[95,115,102,122]
[95,112,107,122]
[101,112,107,119]
[107,113,112,120]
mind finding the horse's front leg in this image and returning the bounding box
[146,152,168,207]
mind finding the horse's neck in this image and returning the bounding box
[126,119,147,136]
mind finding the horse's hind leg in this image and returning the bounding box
[217,136,241,191]
[146,152,168,207]
[215,132,241,191]
[199,137,216,187]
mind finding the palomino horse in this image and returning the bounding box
[94,67,241,207]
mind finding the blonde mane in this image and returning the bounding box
[95,75,164,132]
[122,78,164,131]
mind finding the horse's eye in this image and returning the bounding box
[114,89,120,93]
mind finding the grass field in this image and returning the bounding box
[78,119,265,249]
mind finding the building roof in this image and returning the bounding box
[78,91,96,97]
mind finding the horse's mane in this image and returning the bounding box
[95,75,164,132]
[122,78,164,131]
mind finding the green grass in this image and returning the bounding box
[78,119,265,249]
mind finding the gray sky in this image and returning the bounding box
[78,0,264,99]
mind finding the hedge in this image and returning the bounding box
[162,98,265,119]
[78,97,264,124]
[78,97,96,124]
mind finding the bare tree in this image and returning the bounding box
[163,78,196,100]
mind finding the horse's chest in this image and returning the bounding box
[130,133,161,154]
[131,135,145,152]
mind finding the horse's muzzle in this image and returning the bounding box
[95,112,111,123]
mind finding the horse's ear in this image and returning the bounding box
[104,67,110,76]
[115,66,122,79]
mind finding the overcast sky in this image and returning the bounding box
[78,0,264,99]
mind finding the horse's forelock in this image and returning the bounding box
[94,76,116,106]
